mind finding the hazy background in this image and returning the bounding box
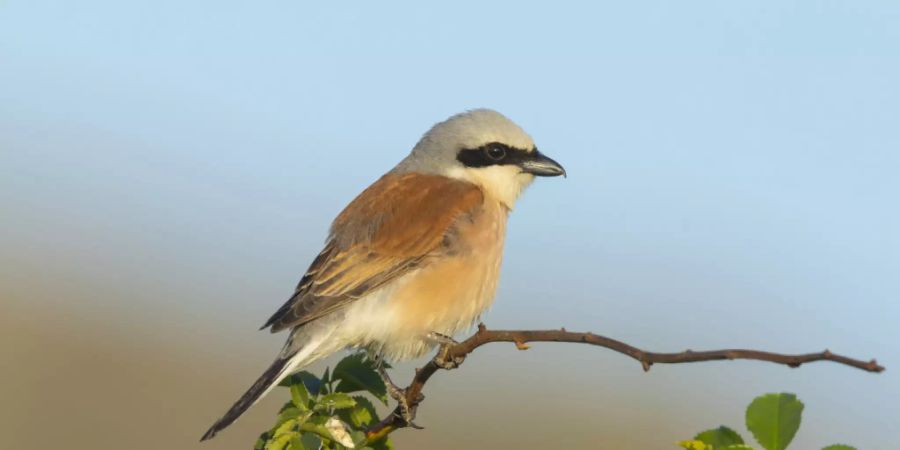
[2,1,898,449]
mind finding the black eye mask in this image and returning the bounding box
[457,142,566,177]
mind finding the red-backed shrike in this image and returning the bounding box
[202,109,564,440]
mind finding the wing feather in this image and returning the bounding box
[262,173,483,332]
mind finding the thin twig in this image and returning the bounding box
[365,324,884,442]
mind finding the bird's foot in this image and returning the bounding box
[426,331,464,369]
[389,391,425,429]
[433,343,465,371]
[425,331,457,346]
[375,357,424,428]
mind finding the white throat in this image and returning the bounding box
[445,165,534,209]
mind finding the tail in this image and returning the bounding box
[201,331,336,441]
[200,356,290,441]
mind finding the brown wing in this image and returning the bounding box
[261,172,484,333]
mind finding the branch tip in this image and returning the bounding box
[365,326,884,441]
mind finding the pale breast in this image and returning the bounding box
[352,199,509,360]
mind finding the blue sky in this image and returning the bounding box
[1,1,898,448]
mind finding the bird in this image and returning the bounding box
[201,109,565,441]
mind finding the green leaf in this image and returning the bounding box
[822,446,856,450]
[315,392,357,411]
[720,446,755,450]
[348,430,367,447]
[694,426,745,448]
[299,433,321,449]
[278,407,305,425]
[291,383,311,410]
[348,396,378,428]
[281,371,324,397]
[368,436,394,450]
[266,431,299,450]
[273,418,298,438]
[332,354,389,404]
[255,431,271,450]
[289,435,307,450]
[745,393,804,450]
[299,416,335,442]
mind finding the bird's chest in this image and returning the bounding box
[376,201,508,356]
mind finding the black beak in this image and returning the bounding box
[519,149,566,177]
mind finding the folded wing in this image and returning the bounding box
[262,173,484,333]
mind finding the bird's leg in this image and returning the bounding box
[372,354,423,429]
[427,332,466,370]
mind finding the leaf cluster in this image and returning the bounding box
[678,393,856,450]
[257,354,865,449]
[256,354,393,450]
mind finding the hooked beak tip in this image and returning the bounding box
[522,150,566,178]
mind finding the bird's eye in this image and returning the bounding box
[484,144,507,161]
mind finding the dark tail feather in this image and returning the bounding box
[200,356,290,441]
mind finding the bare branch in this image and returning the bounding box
[365,324,884,442]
